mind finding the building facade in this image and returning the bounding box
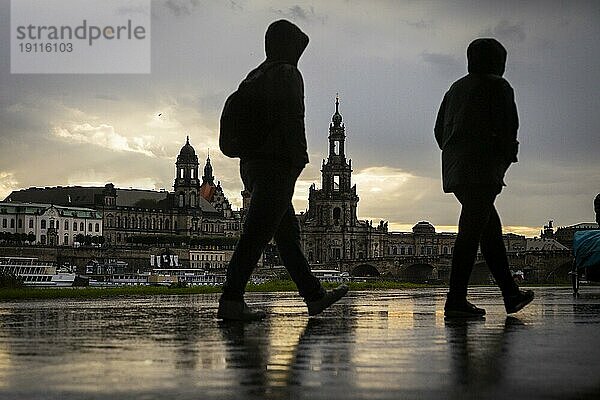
[6,137,242,246]
[543,221,599,249]
[189,249,230,270]
[0,202,102,246]
[300,96,384,263]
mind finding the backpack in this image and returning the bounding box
[219,61,285,158]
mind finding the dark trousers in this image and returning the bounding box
[448,186,519,301]
[221,160,324,302]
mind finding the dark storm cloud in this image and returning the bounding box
[404,19,432,29]
[270,5,326,24]
[164,0,200,17]
[420,51,460,67]
[482,20,526,43]
[229,1,243,12]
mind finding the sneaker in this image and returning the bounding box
[306,284,349,316]
[444,299,486,318]
[217,299,266,321]
[504,289,534,314]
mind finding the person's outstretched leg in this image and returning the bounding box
[219,163,295,320]
[273,203,324,301]
[448,189,494,300]
[222,163,293,300]
[445,187,495,317]
[480,205,534,313]
[274,202,348,316]
[479,206,519,297]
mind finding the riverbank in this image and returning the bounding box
[0,281,573,301]
[0,280,438,300]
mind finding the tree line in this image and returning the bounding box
[0,232,105,246]
[0,232,36,244]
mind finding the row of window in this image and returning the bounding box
[389,246,414,255]
[23,275,52,282]
[200,223,223,233]
[1,218,15,229]
[387,246,454,256]
[307,250,366,262]
[178,193,197,208]
[190,254,224,261]
[105,215,231,234]
[179,168,197,179]
[190,262,224,269]
[225,222,240,231]
[107,216,176,231]
[304,245,455,261]
[2,218,99,232]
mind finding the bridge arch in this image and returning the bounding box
[351,264,380,277]
[401,263,437,283]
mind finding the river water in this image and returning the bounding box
[0,287,599,399]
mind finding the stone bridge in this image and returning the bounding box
[312,251,574,284]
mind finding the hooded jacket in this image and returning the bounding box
[434,38,519,193]
[240,19,309,168]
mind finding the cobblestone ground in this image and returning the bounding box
[0,286,599,399]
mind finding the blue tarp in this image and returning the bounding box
[573,230,600,270]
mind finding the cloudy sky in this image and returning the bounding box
[1,0,598,236]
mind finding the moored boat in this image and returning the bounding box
[0,256,76,287]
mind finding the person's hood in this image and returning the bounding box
[265,19,309,66]
[467,38,507,76]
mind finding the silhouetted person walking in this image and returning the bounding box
[217,20,348,321]
[435,38,534,318]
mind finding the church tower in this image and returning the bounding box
[301,95,375,263]
[322,95,353,195]
[173,136,200,208]
[199,150,234,218]
[201,153,215,186]
[311,95,359,226]
[303,95,363,262]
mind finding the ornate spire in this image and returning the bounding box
[186,135,189,145]
[332,93,343,127]
[202,150,214,185]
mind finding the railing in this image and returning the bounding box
[0,257,54,267]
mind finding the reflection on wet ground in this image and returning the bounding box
[0,287,599,399]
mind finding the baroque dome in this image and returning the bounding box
[177,136,198,163]
[412,221,436,234]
